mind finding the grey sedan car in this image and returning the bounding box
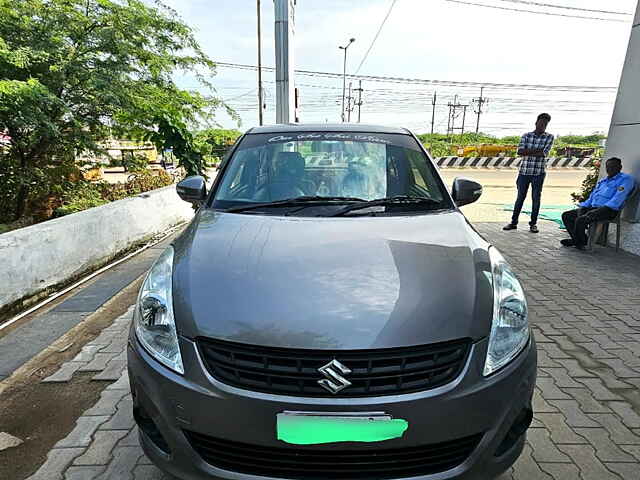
[127,124,536,480]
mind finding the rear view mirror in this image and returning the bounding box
[452,177,482,207]
[176,176,207,204]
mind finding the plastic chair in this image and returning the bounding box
[587,188,637,252]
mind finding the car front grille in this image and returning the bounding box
[197,337,471,397]
[183,430,482,479]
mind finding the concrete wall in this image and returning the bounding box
[604,1,640,255]
[0,185,194,312]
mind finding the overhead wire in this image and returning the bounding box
[214,61,618,92]
[226,90,614,124]
[439,0,629,22]
[354,0,398,75]
[222,88,257,101]
[258,80,615,105]
[223,82,615,107]
[494,0,631,16]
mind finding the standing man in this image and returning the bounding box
[561,157,635,250]
[503,113,554,233]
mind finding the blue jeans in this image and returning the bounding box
[511,173,546,226]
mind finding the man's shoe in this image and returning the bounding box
[560,239,575,247]
[530,225,539,234]
[575,244,587,251]
[503,224,517,231]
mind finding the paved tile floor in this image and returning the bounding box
[27,222,640,479]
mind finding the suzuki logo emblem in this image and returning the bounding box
[318,359,352,394]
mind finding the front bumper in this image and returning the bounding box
[127,331,536,480]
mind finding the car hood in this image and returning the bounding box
[172,210,494,350]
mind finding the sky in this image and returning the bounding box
[162,0,639,136]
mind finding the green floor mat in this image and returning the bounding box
[503,204,572,229]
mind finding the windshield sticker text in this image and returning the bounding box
[266,133,392,144]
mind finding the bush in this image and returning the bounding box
[417,132,521,158]
[417,133,606,159]
[571,160,600,204]
[127,169,173,194]
[557,134,605,146]
[54,170,173,217]
[125,153,149,172]
[54,181,108,217]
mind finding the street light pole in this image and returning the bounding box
[339,38,355,122]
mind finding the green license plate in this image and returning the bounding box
[277,411,409,445]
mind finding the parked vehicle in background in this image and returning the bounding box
[555,147,596,158]
[451,144,517,157]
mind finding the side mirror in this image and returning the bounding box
[452,177,482,207]
[176,176,207,204]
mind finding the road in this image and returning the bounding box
[439,168,587,189]
[439,168,587,224]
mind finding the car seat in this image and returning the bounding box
[256,152,310,201]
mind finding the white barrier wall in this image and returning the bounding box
[434,157,592,168]
[0,185,194,311]
[604,2,640,255]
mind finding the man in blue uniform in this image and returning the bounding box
[561,157,635,250]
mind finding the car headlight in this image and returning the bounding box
[134,246,184,374]
[483,247,529,377]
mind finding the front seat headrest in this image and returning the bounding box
[274,152,305,178]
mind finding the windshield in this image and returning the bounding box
[211,132,451,215]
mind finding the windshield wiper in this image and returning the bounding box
[329,195,442,217]
[225,196,366,213]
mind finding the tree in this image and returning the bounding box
[194,128,243,165]
[0,0,235,222]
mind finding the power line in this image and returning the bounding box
[439,0,629,22]
[354,0,398,75]
[495,0,631,16]
[260,81,615,105]
[222,88,256,101]
[214,61,618,92]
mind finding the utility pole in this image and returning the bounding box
[257,0,263,125]
[339,38,355,122]
[473,86,488,134]
[461,105,467,135]
[447,95,469,139]
[446,99,452,138]
[355,80,363,123]
[430,91,437,134]
[346,82,353,122]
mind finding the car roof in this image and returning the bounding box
[246,123,412,135]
